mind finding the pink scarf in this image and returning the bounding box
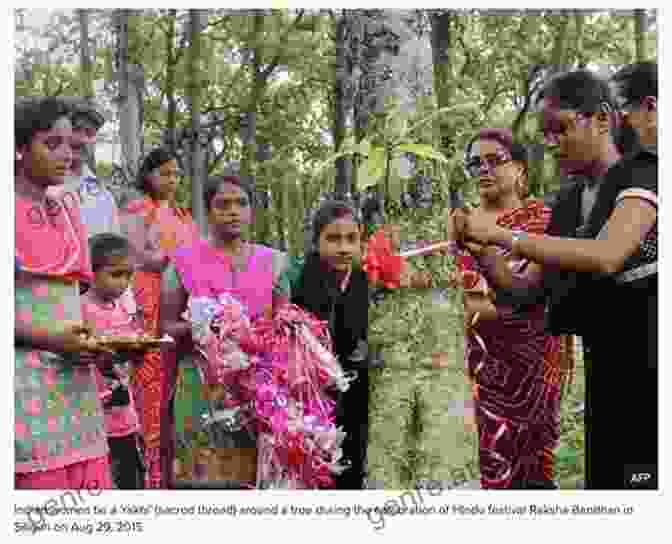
[15,194,92,283]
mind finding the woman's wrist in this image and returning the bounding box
[488,226,514,249]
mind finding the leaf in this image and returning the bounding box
[396,143,448,164]
[358,146,386,191]
[357,138,372,158]
[403,102,481,139]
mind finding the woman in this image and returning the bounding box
[273,201,372,489]
[453,129,563,489]
[461,70,657,489]
[161,175,288,487]
[276,199,459,489]
[14,97,113,489]
[120,148,200,488]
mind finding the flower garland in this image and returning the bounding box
[183,294,352,489]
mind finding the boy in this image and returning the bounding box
[81,234,148,489]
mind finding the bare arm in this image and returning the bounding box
[484,198,656,275]
[15,321,113,360]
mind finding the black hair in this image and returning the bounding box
[464,128,529,166]
[137,147,178,194]
[58,96,105,130]
[611,61,658,104]
[89,233,131,272]
[203,175,254,212]
[536,69,615,115]
[312,200,361,245]
[15,96,72,149]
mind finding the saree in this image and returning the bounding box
[120,197,199,488]
[168,240,288,487]
[15,193,109,485]
[460,200,562,489]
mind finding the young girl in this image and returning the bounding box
[120,148,200,488]
[15,97,112,489]
[273,201,372,489]
[81,234,149,489]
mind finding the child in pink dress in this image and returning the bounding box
[81,234,147,489]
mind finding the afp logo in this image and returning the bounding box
[625,465,657,489]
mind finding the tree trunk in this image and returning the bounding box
[545,13,572,195]
[333,12,351,198]
[274,169,287,252]
[574,10,586,68]
[116,9,143,187]
[78,9,94,100]
[634,9,647,62]
[430,11,454,157]
[78,9,96,174]
[188,9,207,235]
[165,9,178,154]
[549,13,571,73]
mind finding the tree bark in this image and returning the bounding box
[165,9,178,154]
[574,10,586,68]
[430,11,454,156]
[333,11,351,198]
[78,9,94,100]
[549,13,571,74]
[246,11,264,242]
[188,9,207,235]
[634,9,647,62]
[116,9,143,187]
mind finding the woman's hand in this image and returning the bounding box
[449,208,470,245]
[462,208,505,246]
[59,323,116,366]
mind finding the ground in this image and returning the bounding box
[172,347,586,489]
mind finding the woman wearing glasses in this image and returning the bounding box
[120,148,200,488]
[459,69,658,489]
[454,128,563,489]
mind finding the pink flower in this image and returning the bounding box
[270,410,289,434]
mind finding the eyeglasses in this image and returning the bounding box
[464,154,512,177]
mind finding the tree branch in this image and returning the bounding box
[260,9,306,82]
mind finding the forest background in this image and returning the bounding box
[14,8,658,488]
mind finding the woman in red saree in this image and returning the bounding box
[120,148,200,488]
[453,129,563,489]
